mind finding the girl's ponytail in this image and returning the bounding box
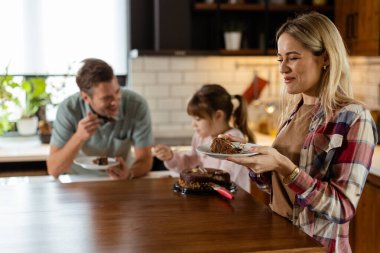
[232,95,255,143]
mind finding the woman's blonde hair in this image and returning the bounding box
[276,12,357,124]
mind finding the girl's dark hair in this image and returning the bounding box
[76,58,114,96]
[187,84,255,143]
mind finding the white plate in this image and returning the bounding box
[196,142,259,159]
[74,156,119,170]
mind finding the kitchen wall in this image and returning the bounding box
[130,56,380,139]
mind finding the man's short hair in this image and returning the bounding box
[76,58,114,95]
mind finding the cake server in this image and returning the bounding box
[209,183,234,200]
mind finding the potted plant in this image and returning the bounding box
[16,77,51,136]
[0,74,19,135]
[223,21,245,50]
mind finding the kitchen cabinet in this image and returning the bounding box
[192,0,334,55]
[349,173,380,253]
[130,0,334,56]
[0,162,47,177]
[335,0,380,55]
[131,0,191,52]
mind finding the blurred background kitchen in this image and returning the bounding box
[0,1,379,252]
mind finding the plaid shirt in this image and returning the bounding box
[250,102,378,253]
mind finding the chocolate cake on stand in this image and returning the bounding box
[173,168,236,195]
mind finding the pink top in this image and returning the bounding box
[164,128,251,193]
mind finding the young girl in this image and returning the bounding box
[154,84,255,193]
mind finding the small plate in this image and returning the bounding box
[173,181,237,195]
[196,142,259,159]
[74,156,119,170]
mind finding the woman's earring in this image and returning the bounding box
[323,65,327,70]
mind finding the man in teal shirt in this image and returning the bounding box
[47,58,153,179]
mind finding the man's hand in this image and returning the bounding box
[107,157,130,180]
[76,112,100,141]
[153,144,173,161]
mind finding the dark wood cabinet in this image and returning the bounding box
[192,1,334,55]
[349,173,380,253]
[335,0,380,55]
[131,0,192,52]
[131,0,334,56]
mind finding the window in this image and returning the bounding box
[0,0,128,75]
[0,0,129,122]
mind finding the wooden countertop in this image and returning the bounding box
[0,178,324,253]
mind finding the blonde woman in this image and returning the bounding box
[223,12,378,253]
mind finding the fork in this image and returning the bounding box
[198,164,208,173]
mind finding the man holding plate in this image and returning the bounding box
[47,58,153,180]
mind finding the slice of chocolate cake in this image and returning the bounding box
[210,137,241,154]
[178,168,231,191]
[92,156,108,165]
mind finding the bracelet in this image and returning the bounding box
[283,166,300,185]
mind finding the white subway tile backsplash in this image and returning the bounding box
[368,70,380,84]
[227,84,249,96]
[183,124,194,133]
[221,57,239,70]
[171,111,191,123]
[208,71,234,84]
[170,58,196,70]
[131,59,143,71]
[170,85,196,97]
[151,112,170,124]
[196,57,222,70]
[157,98,183,110]
[144,58,169,71]
[157,72,182,84]
[131,85,144,96]
[184,72,209,84]
[131,72,156,85]
[352,84,365,98]
[146,98,157,112]
[351,67,366,84]
[144,85,170,98]
[156,125,193,137]
[367,84,380,99]
[131,55,380,138]
[235,71,255,83]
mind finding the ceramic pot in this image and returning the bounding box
[224,32,242,50]
[17,116,38,136]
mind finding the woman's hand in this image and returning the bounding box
[227,146,295,176]
[108,157,129,180]
[153,144,173,161]
[217,133,246,143]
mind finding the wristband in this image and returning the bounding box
[283,166,300,185]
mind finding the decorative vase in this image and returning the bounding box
[224,31,242,50]
[17,116,38,136]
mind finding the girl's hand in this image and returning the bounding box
[227,146,295,176]
[153,144,173,161]
[217,133,246,143]
[107,157,129,180]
